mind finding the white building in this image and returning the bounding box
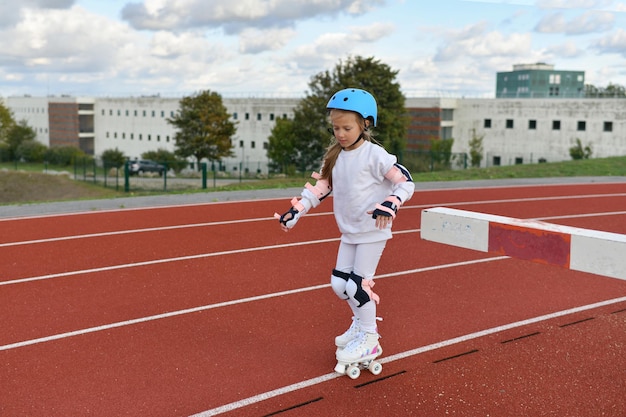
[3,95,626,171]
[4,95,299,174]
[405,97,626,166]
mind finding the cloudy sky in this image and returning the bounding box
[1,0,625,98]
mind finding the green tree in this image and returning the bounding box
[16,140,47,162]
[468,129,484,168]
[585,83,626,98]
[101,148,127,169]
[267,117,299,173]
[45,145,88,166]
[6,120,37,161]
[268,56,408,172]
[430,138,454,169]
[168,90,236,169]
[0,102,15,147]
[569,138,592,160]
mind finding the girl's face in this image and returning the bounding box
[330,110,365,151]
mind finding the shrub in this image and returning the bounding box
[101,148,127,169]
[16,140,47,162]
[45,146,89,166]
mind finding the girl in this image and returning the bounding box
[277,88,414,374]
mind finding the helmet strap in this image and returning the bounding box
[342,133,364,150]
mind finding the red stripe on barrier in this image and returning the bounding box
[488,222,571,268]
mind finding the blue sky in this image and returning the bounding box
[1,0,625,98]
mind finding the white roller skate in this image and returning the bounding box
[334,331,383,379]
[335,317,361,352]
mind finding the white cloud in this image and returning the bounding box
[434,22,532,62]
[239,27,296,54]
[121,0,385,32]
[535,10,614,34]
[545,40,585,58]
[592,28,626,54]
[536,0,614,9]
[0,6,135,73]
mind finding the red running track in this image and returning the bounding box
[1,181,625,416]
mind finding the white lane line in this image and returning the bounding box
[0,257,500,351]
[0,235,344,287]
[5,205,624,287]
[189,295,626,417]
[0,217,272,248]
[2,193,625,247]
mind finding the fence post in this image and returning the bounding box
[124,160,130,192]
[163,162,168,192]
[201,163,207,189]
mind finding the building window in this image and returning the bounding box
[506,119,514,129]
[233,112,238,120]
[484,119,492,128]
[493,156,501,166]
[442,109,454,121]
[269,113,275,121]
[257,113,262,121]
[549,74,561,84]
[245,113,250,120]
[239,140,244,147]
[577,121,586,131]
[251,141,256,149]
[552,120,561,130]
[529,120,537,130]
[515,157,523,165]
[604,121,613,132]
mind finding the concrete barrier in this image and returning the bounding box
[420,207,626,280]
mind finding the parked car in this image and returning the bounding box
[129,160,165,176]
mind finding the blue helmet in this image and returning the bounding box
[326,88,378,127]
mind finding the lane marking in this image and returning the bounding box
[0,235,345,286]
[1,193,625,247]
[0,257,501,351]
[4,207,625,286]
[190,295,626,416]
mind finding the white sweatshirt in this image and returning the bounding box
[329,141,415,244]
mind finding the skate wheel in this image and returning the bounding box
[346,365,361,379]
[368,361,383,375]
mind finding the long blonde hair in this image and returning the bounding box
[319,109,374,187]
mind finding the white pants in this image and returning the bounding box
[331,240,386,333]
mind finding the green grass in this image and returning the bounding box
[1,156,625,205]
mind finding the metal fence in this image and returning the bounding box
[1,151,472,194]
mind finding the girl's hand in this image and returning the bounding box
[367,209,393,229]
